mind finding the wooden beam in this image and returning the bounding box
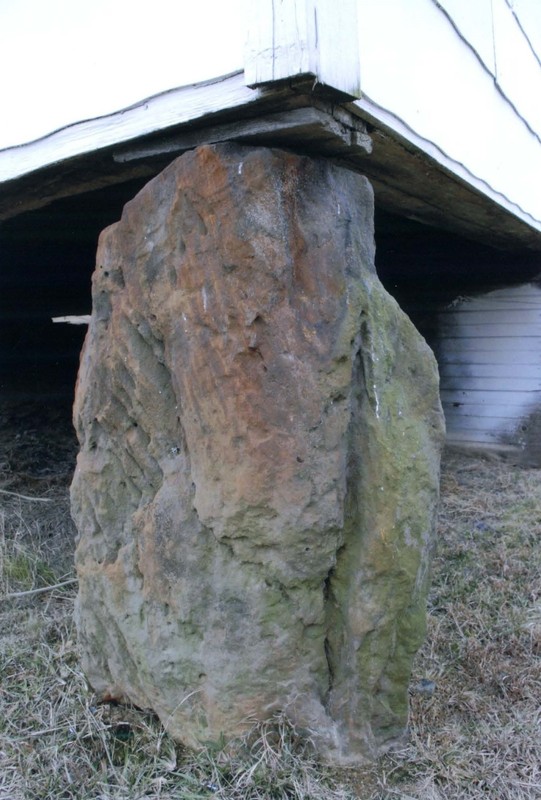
[112,106,372,163]
[0,99,372,221]
[1,84,540,253]
[244,0,361,100]
[52,315,91,325]
[340,127,541,251]
[0,72,255,185]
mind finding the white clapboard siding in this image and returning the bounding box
[439,324,541,338]
[442,376,541,391]
[441,295,541,310]
[443,429,523,445]
[437,283,541,463]
[439,351,541,366]
[440,389,541,407]
[439,309,541,325]
[442,363,541,379]
[438,337,541,353]
[444,406,534,422]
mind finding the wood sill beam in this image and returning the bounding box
[1,79,540,253]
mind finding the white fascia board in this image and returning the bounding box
[244,0,361,98]
[0,72,260,184]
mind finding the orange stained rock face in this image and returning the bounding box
[72,143,444,765]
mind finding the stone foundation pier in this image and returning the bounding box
[71,143,444,764]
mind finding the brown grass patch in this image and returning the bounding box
[1,401,540,799]
[356,452,541,799]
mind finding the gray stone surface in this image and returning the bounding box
[71,143,445,763]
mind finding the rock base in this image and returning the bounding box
[71,144,444,764]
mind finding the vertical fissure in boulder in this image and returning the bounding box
[322,565,338,703]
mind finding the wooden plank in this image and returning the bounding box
[0,71,258,184]
[439,322,541,337]
[244,0,314,86]
[437,337,541,352]
[441,291,541,311]
[445,429,518,444]
[441,362,541,379]
[437,287,541,456]
[0,62,540,251]
[438,349,541,365]
[0,82,365,221]
[441,375,541,391]
[445,441,522,456]
[244,0,360,99]
[441,388,541,405]
[443,401,536,418]
[352,127,541,251]
[445,426,516,442]
[439,309,541,325]
[113,106,371,163]
[314,0,361,97]
[443,410,524,426]
[52,315,91,325]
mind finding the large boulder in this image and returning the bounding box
[71,143,445,764]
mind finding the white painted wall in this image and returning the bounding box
[355,0,541,232]
[0,0,244,150]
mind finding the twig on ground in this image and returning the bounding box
[3,578,77,601]
[0,488,52,503]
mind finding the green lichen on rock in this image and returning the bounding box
[323,276,444,753]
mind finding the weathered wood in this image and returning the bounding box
[0,84,366,221]
[441,389,541,405]
[440,295,541,311]
[445,420,518,438]
[345,127,541,251]
[438,349,541,364]
[444,404,532,420]
[441,375,541,391]
[113,106,372,163]
[244,0,360,99]
[438,337,541,352]
[445,414,525,432]
[436,281,541,462]
[439,322,541,337]
[52,315,91,325]
[444,428,520,444]
[442,362,541,379]
[0,71,540,252]
[0,72,252,183]
[439,309,541,325]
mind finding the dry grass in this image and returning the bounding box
[363,452,541,800]
[1,401,540,799]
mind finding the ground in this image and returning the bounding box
[1,397,540,799]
